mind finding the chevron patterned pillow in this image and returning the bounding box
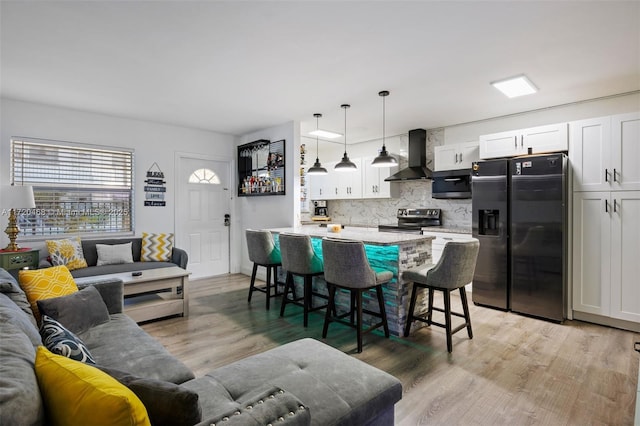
[141,232,174,262]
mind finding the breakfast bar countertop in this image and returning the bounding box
[268,225,435,246]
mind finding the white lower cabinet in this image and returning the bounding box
[572,191,640,322]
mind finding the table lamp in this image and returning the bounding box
[2,185,36,251]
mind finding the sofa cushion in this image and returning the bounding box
[69,261,176,278]
[18,265,78,322]
[0,292,42,347]
[45,237,88,270]
[37,285,110,334]
[97,242,134,266]
[0,268,37,326]
[40,315,96,364]
[34,346,151,426]
[0,320,45,426]
[141,232,174,262]
[98,365,202,426]
[79,313,195,384]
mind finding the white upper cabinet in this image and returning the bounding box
[479,122,568,159]
[570,112,640,192]
[434,141,479,171]
[362,156,397,198]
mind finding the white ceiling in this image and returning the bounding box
[1,1,639,144]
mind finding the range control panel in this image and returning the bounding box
[397,208,441,219]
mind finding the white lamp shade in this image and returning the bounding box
[2,185,36,209]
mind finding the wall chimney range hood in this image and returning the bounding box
[384,128,433,181]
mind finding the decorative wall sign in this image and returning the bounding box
[144,162,166,207]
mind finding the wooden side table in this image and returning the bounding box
[0,248,40,272]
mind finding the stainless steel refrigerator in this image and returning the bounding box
[471,153,567,322]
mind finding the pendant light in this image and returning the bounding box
[307,113,328,175]
[334,104,357,172]
[371,90,398,167]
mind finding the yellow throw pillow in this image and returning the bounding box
[19,265,78,322]
[35,346,151,426]
[140,232,174,262]
[46,237,88,270]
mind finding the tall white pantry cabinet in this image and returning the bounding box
[570,112,640,325]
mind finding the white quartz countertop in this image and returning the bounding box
[269,226,434,246]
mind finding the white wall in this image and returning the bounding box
[0,98,235,249]
[444,92,640,144]
[237,120,299,276]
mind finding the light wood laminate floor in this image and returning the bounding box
[142,274,640,425]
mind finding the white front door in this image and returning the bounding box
[176,154,231,279]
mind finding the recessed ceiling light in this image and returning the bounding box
[491,75,538,98]
[308,129,342,139]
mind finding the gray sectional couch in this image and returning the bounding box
[0,267,402,425]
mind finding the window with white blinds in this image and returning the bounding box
[10,138,134,237]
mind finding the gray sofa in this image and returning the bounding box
[0,268,402,425]
[37,237,189,278]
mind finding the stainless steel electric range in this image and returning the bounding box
[378,208,442,235]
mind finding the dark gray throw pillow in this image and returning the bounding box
[37,285,110,335]
[39,315,96,364]
[96,365,202,426]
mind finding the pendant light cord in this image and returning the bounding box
[382,93,386,150]
[343,105,347,155]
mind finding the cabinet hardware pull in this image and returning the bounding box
[520,135,524,148]
[613,168,618,182]
[613,199,618,213]
[605,168,609,182]
[514,136,518,148]
[605,199,609,213]
[460,152,463,162]
[454,153,458,163]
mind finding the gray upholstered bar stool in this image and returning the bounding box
[403,239,480,353]
[278,233,327,327]
[245,229,282,310]
[321,238,391,353]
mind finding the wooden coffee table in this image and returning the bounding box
[75,266,190,323]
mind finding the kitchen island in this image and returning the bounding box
[269,226,434,336]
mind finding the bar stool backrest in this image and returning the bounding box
[279,233,323,275]
[245,229,281,265]
[426,240,479,289]
[321,238,376,289]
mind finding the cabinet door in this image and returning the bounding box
[479,130,520,159]
[572,192,611,316]
[611,112,640,191]
[610,191,640,322]
[362,156,396,198]
[458,142,480,168]
[434,145,459,171]
[570,116,612,192]
[334,158,361,199]
[521,123,568,154]
[309,168,332,200]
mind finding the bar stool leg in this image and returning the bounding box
[404,283,419,337]
[376,285,390,338]
[460,287,473,339]
[444,289,453,353]
[303,275,313,327]
[280,272,294,317]
[322,284,336,338]
[427,288,435,325]
[248,263,258,303]
[265,266,272,310]
[356,289,363,353]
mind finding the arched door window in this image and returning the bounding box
[189,168,220,184]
